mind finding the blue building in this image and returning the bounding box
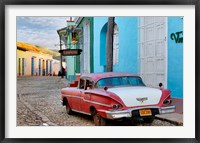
[74,16,183,113]
[91,16,183,113]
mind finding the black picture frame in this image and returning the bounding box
[1,0,199,143]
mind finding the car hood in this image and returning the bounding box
[107,86,162,107]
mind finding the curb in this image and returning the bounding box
[155,114,183,126]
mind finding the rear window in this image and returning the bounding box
[95,76,145,88]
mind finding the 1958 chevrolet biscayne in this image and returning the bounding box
[60,72,175,126]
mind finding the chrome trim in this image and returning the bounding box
[136,97,148,103]
[63,94,112,107]
[83,99,112,107]
[106,110,132,119]
[127,106,160,111]
[159,105,176,114]
[63,91,120,107]
[160,105,176,110]
[65,95,82,99]
[105,105,176,119]
[72,109,91,116]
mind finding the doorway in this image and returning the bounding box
[139,17,167,88]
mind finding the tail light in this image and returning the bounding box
[163,99,172,105]
[112,104,120,109]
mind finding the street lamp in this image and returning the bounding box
[59,35,63,70]
[57,27,67,78]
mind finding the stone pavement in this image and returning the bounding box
[60,77,71,87]
[18,93,57,126]
[60,77,183,126]
[17,76,95,126]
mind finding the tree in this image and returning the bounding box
[106,17,115,72]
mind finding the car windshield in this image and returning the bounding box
[95,76,145,88]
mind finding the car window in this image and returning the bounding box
[79,79,85,89]
[127,77,145,86]
[96,79,106,88]
[95,76,145,88]
[121,77,129,85]
[111,78,121,86]
[85,79,93,90]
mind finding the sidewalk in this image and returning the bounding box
[60,78,183,126]
[156,113,183,126]
[155,98,183,126]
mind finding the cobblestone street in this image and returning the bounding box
[17,76,176,126]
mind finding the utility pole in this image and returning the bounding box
[59,34,63,70]
[57,27,66,78]
[106,17,115,72]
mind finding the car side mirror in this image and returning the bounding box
[159,83,163,88]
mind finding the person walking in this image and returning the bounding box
[61,66,65,78]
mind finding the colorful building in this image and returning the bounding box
[17,42,62,76]
[57,18,94,82]
[73,16,183,113]
[75,17,94,75]
[65,20,77,81]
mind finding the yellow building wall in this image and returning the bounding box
[17,49,53,76]
[25,51,53,76]
[17,49,26,76]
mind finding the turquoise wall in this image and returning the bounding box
[167,17,183,98]
[94,17,107,72]
[67,56,76,81]
[93,16,183,99]
[114,17,138,73]
[93,17,138,73]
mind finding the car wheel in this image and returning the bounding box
[66,102,73,115]
[93,112,107,126]
[143,116,155,123]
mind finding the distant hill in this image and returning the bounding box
[35,46,60,57]
[17,42,60,58]
[17,42,40,52]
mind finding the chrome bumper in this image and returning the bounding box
[106,105,176,119]
[159,105,176,114]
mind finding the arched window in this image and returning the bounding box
[100,23,107,68]
[100,23,107,72]
[100,22,119,70]
[113,24,119,65]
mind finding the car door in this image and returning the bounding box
[80,79,93,113]
[70,79,84,111]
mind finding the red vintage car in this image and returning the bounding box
[60,72,175,126]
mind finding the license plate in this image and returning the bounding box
[139,109,152,116]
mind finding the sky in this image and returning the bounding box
[16,16,71,50]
